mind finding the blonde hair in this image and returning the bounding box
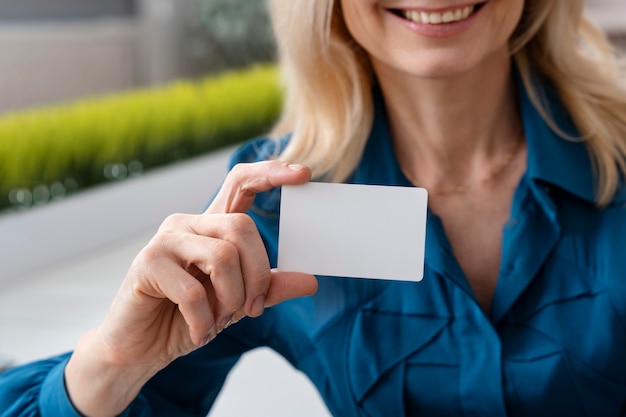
[268,0,626,205]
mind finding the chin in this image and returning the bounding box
[401,60,477,80]
[393,47,509,81]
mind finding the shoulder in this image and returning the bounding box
[228,134,291,168]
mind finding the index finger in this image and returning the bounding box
[206,161,311,215]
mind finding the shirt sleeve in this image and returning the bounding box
[0,328,258,416]
[0,353,83,417]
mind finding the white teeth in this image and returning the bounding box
[402,6,475,25]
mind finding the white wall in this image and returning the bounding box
[0,19,138,114]
[0,0,199,114]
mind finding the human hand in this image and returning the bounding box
[65,161,318,417]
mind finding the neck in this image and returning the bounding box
[374,51,523,190]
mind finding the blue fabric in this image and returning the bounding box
[1,75,625,417]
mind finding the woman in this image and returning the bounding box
[2,0,626,416]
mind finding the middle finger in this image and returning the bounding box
[186,212,272,318]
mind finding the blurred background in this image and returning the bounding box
[0,0,276,113]
[0,1,333,416]
[0,1,624,416]
[0,0,622,115]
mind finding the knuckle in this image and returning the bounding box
[211,240,240,270]
[135,241,165,267]
[226,213,256,233]
[228,163,249,181]
[179,281,206,306]
[162,212,186,226]
[158,213,192,233]
[227,163,268,196]
[144,230,177,258]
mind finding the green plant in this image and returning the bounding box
[189,0,276,74]
[0,64,282,212]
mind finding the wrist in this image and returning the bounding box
[64,329,161,417]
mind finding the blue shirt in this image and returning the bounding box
[1,76,626,417]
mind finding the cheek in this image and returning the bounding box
[341,3,367,43]
[340,0,381,49]
[339,0,360,30]
[499,2,525,43]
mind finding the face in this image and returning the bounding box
[339,0,525,81]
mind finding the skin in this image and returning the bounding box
[340,0,527,310]
[66,1,528,415]
[65,162,318,416]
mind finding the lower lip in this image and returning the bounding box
[391,7,483,39]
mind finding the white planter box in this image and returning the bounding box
[0,147,233,284]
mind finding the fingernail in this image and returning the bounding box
[287,164,304,170]
[218,314,234,332]
[201,326,216,346]
[251,295,265,317]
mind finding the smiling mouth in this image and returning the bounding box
[391,3,485,25]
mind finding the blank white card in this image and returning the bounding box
[278,182,428,281]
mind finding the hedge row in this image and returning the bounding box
[0,64,282,212]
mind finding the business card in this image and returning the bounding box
[278,182,427,281]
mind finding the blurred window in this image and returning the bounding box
[0,0,135,21]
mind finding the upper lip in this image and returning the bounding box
[386,2,484,12]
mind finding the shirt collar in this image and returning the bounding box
[356,71,626,205]
[516,72,626,205]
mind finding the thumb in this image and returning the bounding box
[226,270,317,329]
[265,270,318,307]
